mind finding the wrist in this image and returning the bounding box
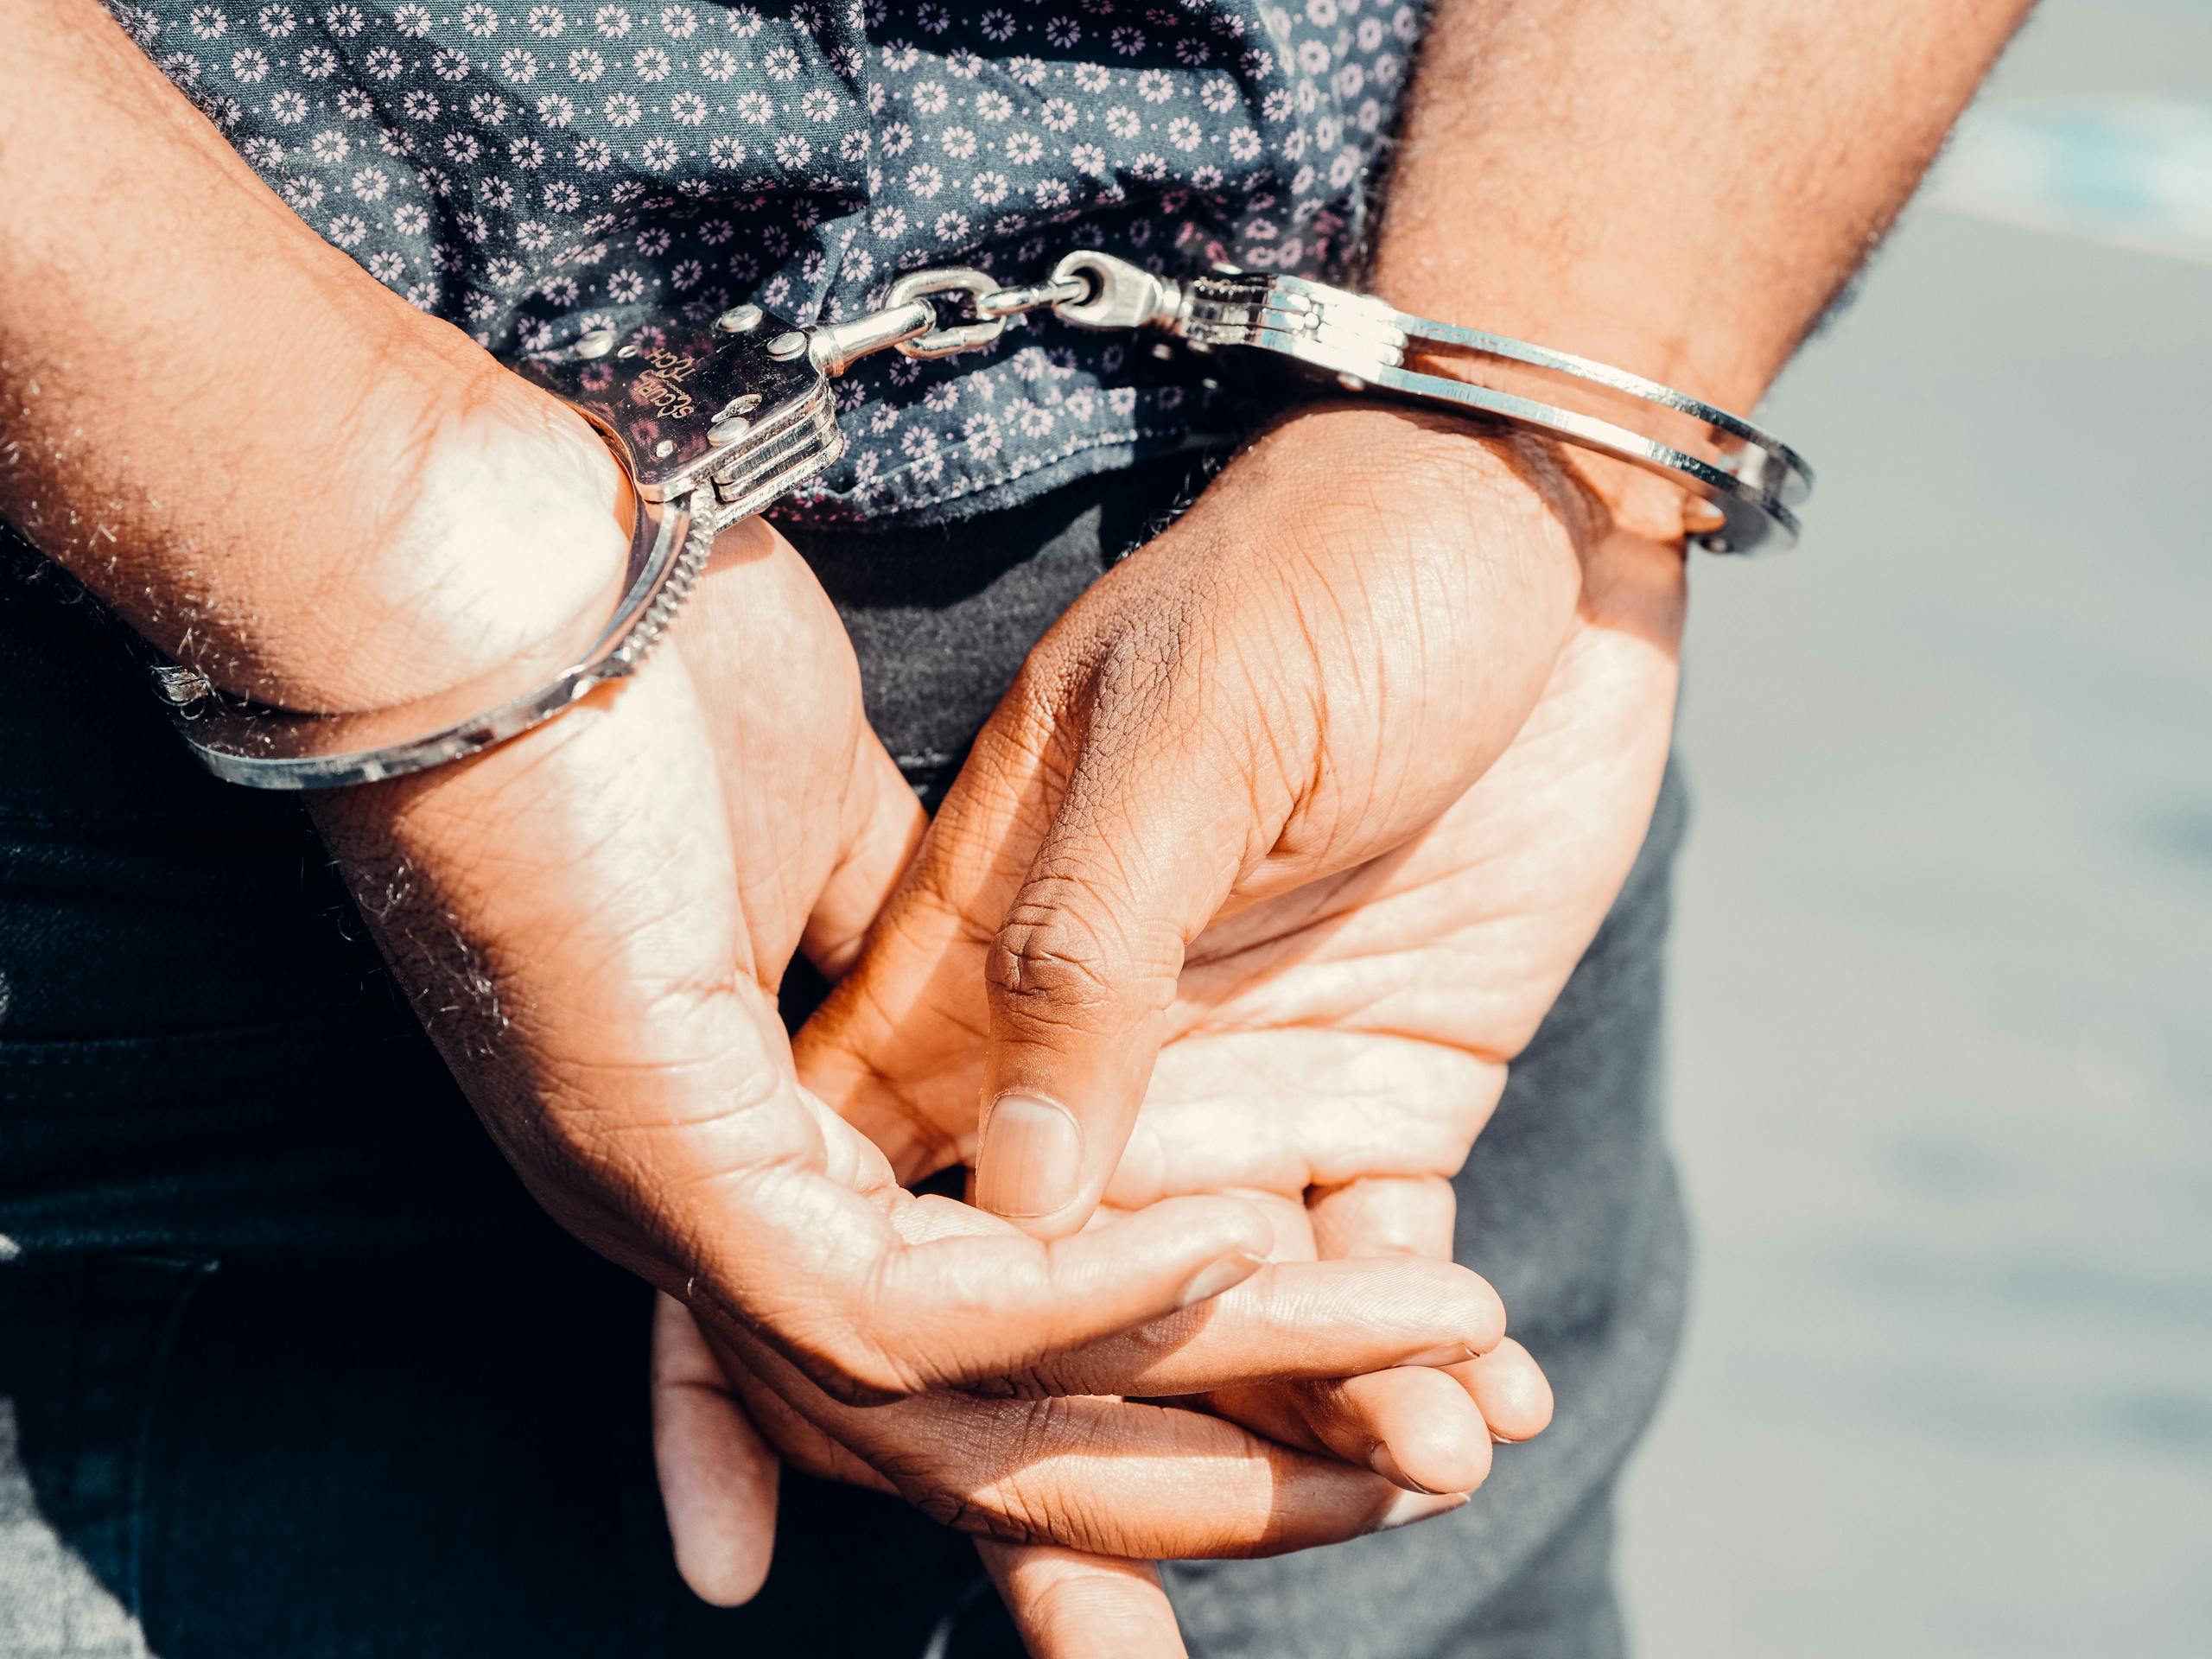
[1242,400,1690,620]
[325,354,636,712]
[175,340,632,716]
[1250,398,1611,563]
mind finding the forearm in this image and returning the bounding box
[0,0,623,712]
[1370,0,2031,529]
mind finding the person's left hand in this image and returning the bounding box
[655,404,1685,1651]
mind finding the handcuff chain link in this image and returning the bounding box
[824,261,1102,366]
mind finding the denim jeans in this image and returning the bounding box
[0,455,1686,1657]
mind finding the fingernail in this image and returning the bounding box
[1395,1343,1478,1370]
[976,1094,1084,1218]
[1176,1249,1267,1311]
[1374,1490,1469,1533]
[1368,1444,1439,1495]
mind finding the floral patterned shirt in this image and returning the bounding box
[116,0,1427,521]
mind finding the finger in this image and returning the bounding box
[978,1542,1188,1659]
[976,696,1265,1236]
[1459,1337,1555,1445]
[1107,1034,1498,1209]
[651,1293,779,1606]
[1307,1175,1459,1262]
[1308,1177,1553,1442]
[1247,1174,1494,1492]
[682,516,903,987]
[804,728,927,980]
[975,1255,1501,1399]
[724,1325,1469,1558]
[698,1178,1277,1401]
[792,852,995,1186]
[695,1324,898,1496]
[1268,1363,1496,1497]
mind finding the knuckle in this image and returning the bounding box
[1089,626,1181,718]
[988,888,1179,1030]
[989,906,1122,1016]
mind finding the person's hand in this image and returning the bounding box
[655,1166,1549,1650]
[800,401,1626,1236]
[798,400,1679,1226]
[651,1164,1511,1585]
[654,401,1681,1649]
[766,403,1687,1652]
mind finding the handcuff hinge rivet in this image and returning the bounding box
[715,304,764,334]
[766,330,810,362]
[574,330,615,360]
[709,416,753,446]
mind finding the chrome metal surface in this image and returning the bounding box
[1172,270,1811,551]
[150,663,213,706]
[715,303,764,334]
[805,299,938,375]
[512,307,834,505]
[885,268,1007,359]
[976,274,1090,320]
[1050,251,1185,333]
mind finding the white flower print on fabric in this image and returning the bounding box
[118,0,1427,521]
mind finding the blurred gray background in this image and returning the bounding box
[1616,1,2212,1652]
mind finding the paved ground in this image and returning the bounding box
[1614,3,2212,1654]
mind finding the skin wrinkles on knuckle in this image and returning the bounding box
[988,900,1174,1028]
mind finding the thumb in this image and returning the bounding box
[974,747,1250,1237]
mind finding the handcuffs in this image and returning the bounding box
[162,250,1812,790]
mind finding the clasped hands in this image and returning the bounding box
[312,389,1686,1656]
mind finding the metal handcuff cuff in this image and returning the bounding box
[166,250,1812,790]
